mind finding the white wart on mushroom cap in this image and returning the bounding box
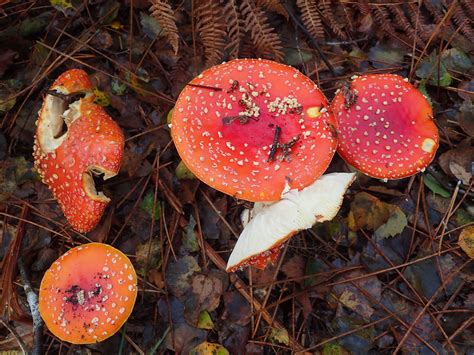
[172,58,338,202]
[332,74,439,179]
[226,172,356,272]
[39,243,137,344]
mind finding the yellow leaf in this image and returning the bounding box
[459,225,474,259]
[92,87,111,107]
[190,342,229,355]
[269,327,289,346]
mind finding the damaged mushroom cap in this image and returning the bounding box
[172,58,338,202]
[226,172,356,272]
[39,243,137,344]
[33,69,124,232]
[332,74,439,179]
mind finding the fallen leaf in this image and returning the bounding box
[166,256,201,297]
[459,225,474,258]
[348,192,407,239]
[281,254,305,280]
[190,342,229,355]
[197,310,214,330]
[374,206,407,240]
[439,146,474,185]
[176,160,196,180]
[268,327,289,346]
[423,173,451,198]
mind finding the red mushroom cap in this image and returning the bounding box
[332,74,439,179]
[172,59,337,202]
[39,243,137,344]
[33,69,124,232]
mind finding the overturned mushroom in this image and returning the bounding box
[33,69,124,232]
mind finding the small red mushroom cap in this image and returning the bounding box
[332,74,439,179]
[39,243,137,344]
[33,69,124,232]
[172,59,338,202]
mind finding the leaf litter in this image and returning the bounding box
[0,1,473,353]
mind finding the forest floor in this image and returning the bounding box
[0,1,473,354]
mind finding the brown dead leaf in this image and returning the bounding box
[347,192,391,231]
[191,273,223,312]
[281,254,305,280]
[439,145,474,185]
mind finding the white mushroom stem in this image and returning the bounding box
[226,172,356,271]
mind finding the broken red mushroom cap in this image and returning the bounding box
[33,69,124,232]
[39,243,137,344]
[226,172,356,272]
[171,58,338,202]
[332,74,439,179]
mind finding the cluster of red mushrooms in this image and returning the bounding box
[32,60,438,344]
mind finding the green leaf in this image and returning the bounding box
[19,15,49,37]
[111,80,128,96]
[197,310,214,330]
[375,206,407,239]
[323,343,349,355]
[368,43,405,69]
[140,12,162,40]
[417,80,432,108]
[416,51,452,87]
[140,191,161,220]
[176,160,196,180]
[183,215,200,253]
[423,174,451,198]
[442,48,472,71]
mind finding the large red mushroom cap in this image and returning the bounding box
[332,74,439,179]
[171,58,338,202]
[226,172,356,272]
[33,69,124,232]
[39,243,137,344]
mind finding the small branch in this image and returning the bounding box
[0,318,28,354]
[17,257,43,355]
[267,125,281,162]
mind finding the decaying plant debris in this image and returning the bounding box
[0,0,473,354]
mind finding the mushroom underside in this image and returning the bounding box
[82,165,118,202]
[37,93,84,153]
[226,172,356,271]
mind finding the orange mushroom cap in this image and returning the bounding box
[332,74,439,179]
[171,59,338,202]
[39,243,137,344]
[33,69,124,232]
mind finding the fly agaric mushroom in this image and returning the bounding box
[33,69,124,232]
[226,172,355,271]
[172,59,355,271]
[171,58,338,202]
[332,74,439,179]
[39,243,137,344]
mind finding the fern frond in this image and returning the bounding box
[319,0,348,40]
[460,0,474,18]
[240,0,283,61]
[149,0,179,54]
[296,0,324,40]
[452,1,474,39]
[195,0,227,66]
[222,0,244,58]
[255,0,289,20]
